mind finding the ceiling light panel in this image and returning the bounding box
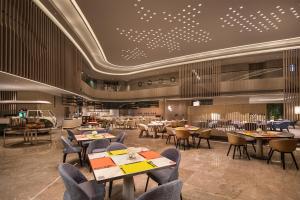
[115,0,211,56]
[72,0,300,67]
[220,5,286,33]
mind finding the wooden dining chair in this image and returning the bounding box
[175,130,190,150]
[226,133,250,160]
[267,139,299,170]
[166,127,176,145]
[196,129,212,149]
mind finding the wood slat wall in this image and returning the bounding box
[0,0,87,93]
[0,91,17,116]
[179,60,221,98]
[283,49,300,121]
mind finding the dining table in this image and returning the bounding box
[88,147,176,200]
[147,121,165,138]
[236,130,294,159]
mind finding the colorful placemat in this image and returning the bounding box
[86,134,104,139]
[90,157,116,169]
[139,151,161,159]
[120,161,156,174]
[109,149,128,156]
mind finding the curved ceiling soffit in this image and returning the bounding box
[39,0,300,76]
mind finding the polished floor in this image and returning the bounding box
[0,128,300,200]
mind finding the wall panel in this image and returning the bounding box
[179,60,221,98]
[283,49,300,120]
[0,0,86,93]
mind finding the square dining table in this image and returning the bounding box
[236,130,294,159]
[88,147,176,200]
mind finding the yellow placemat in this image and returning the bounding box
[86,134,104,139]
[109,149,128,156]
[120,161,156,174]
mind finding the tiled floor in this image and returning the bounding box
[0,128,300,200]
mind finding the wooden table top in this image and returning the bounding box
[237,130,294,139]
[75,133,116,141]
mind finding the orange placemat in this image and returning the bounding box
[139,151,161,159]
[90,157,116,169]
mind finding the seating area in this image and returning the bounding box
[1,0,300,200]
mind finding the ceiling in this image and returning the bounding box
[39,0,300,75]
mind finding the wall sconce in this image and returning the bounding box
[167,105,173,112]
[295,106,300,114]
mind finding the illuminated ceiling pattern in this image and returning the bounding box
[44,0,300,74]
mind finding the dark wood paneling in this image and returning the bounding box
[283,49,300,120]
[0,91,17,116]
[0,0,88,93]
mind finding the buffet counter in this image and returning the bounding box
[62,118,82,129]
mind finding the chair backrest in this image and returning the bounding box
[176,121,185,127]
[86,139,110,154]
[61,136,73,149]
[116,132,126,143]
[138,124,148,131]
[67,129,76,141]
[269,139,298,152]
[175,130,190,139]
[161,148,181,182]
[227,133,246,145]
[106,142,127,151]
[58,163,89,200]
[171,121,177,128]
[197,129,212,139]
[136,180,183,200]
[166,127,175,135]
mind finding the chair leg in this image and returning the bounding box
[233,145,236,159]
[281,152,286,170]
[166,136,169,144]
[63,153,67,163]
[183,139,186,151]
[109,181,113,197]
[207,139,211,149]
[267,150,274,164]
[268,148,273,157]
[176,139,179,149]
[180,193,183,200]
[244,145,250,160]
[226,144,232,156]
[78,152,82,166]
[291,152,299,170]
[197,138,201,149]
[173,136,177,145]
[238,146,242,158]
[252,143,256,152]
[145,176,150,192]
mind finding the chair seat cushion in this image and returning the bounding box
[92,148,106,153]
[79,180,105,200]
[244,136,255,142]
[147,168,173,184]
[64,146,82,154]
